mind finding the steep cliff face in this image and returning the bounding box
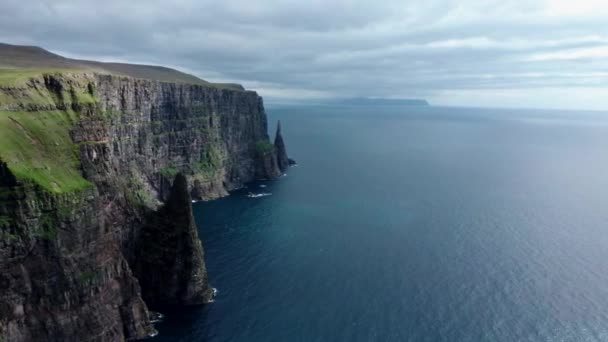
[0,161,153,341]
[0,71,288,341]
[84,74,279,202]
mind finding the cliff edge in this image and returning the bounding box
[0,44,291,341]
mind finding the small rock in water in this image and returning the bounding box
[207,287,219,303]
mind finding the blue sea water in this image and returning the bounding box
[156,105,608,342]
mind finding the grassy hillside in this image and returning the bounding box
[0,72,97,193]
[0,109,92,192]
[0,43,244,89]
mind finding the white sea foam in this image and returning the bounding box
[150,312,165,324]
[207,288,219,303]
[247,192,272,198]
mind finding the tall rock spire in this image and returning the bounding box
[135,173,212,306]
[274,120,290,172]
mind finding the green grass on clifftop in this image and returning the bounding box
[0,69,98,109]
[0,69,96,193]
[0,109,92,193]
[0,68,81,86]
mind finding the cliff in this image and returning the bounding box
[0,46,291,341]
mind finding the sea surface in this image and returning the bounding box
[156,105,608,342]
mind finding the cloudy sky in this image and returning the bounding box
[1,0,608,110]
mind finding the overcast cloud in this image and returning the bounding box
[1,0,608,109]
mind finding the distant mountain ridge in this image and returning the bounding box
[0,42,243,90]
[334,97,429,106]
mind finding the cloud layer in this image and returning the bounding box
[1,0,608,109]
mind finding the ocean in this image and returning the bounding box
[155,105,608,342]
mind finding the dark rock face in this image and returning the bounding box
[135,173,212,306]
[89,75,281,201]
[255,148,281,180]
[0,73,286,341]
[274,121,290,172]
[0,162,154,342]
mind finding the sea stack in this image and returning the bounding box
[275,121,290,172]
[135,173,213,306]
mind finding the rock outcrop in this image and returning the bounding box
[0,69,290,341]
[274,121,290,172]
[135,173,212,306]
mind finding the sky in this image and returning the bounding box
[1,0,608,110]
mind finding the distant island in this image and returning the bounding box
[332,97,429,106]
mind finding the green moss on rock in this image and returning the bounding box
[0,230,18,243]
[125,175,155,207]
[255,140,274,155]
[78,270,99,284]
[193,146,222,178]
[0,215,10,228]
[160,162,179,179]
[0,68,81,87]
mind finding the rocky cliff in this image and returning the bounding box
[0,67,290,341]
